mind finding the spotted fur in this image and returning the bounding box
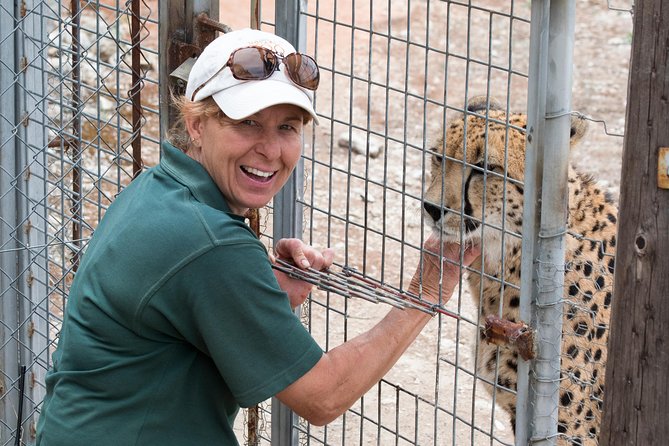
[423,96,616,445]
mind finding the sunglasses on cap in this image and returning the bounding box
[190,46,320,102]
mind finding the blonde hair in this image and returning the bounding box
[167,94,313,152]
[166,96,224,151]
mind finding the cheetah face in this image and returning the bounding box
[423,154,525,245]
[422,96,587,255]
[422,97,528,250]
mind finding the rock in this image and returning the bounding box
[337,130,383,158]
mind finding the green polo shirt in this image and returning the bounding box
[37,142,323,445]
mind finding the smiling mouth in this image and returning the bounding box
[241,166,276,183]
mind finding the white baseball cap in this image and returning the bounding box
[185,28,319,124]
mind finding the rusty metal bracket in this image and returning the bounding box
[659,147,669,189]
[169,13,233,90]
[48,136,77,152]
[482,314,536,361]
[174,13,232,63]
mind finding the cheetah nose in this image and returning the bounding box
[423,202,444,222]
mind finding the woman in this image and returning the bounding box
[37,28,480,445]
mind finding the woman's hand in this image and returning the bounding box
[409,235,481,305]
[272,238,335,308]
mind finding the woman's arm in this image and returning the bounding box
[275,238,481,425]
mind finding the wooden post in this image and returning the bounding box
[600,0,669,444]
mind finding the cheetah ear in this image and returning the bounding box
[570,114,588,147]
[466,95,504,113]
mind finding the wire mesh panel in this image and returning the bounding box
[269,0,628,445]
[294,1,530,444]
[0,1,159,444]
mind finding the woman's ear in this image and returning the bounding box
[184,115,203,143]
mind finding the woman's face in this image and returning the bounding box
[185,104,305,215]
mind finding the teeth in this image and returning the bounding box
[244,166,274,178]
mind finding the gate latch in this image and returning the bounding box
[169,13,233,92]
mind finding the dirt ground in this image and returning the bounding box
[220,0,632,444]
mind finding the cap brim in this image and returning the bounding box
[211,78,319,125]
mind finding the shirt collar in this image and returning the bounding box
[159,141,238,216]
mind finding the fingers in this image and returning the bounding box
[461,244,482,267]
[274,238,335,271]
[317,247,336,271]
[409,238,482,303]
[422,236,481,268]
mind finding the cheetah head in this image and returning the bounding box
[423,96,587,252]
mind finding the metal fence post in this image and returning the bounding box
[0,1,20,441]
[517,0,576,444]
[1,2,50,443]
[273,1,309,445]
[19,1,50,442]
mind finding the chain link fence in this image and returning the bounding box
[0,1,159,443]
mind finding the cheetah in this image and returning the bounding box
[422,96,616,445]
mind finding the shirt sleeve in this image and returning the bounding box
[139,239,323,407]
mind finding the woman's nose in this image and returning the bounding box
[254,136,282,159]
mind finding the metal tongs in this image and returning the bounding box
[271,258,460,319]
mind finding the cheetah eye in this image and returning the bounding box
[431,153,444,167]
[472,162,504,175]
[471,162,486,174]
